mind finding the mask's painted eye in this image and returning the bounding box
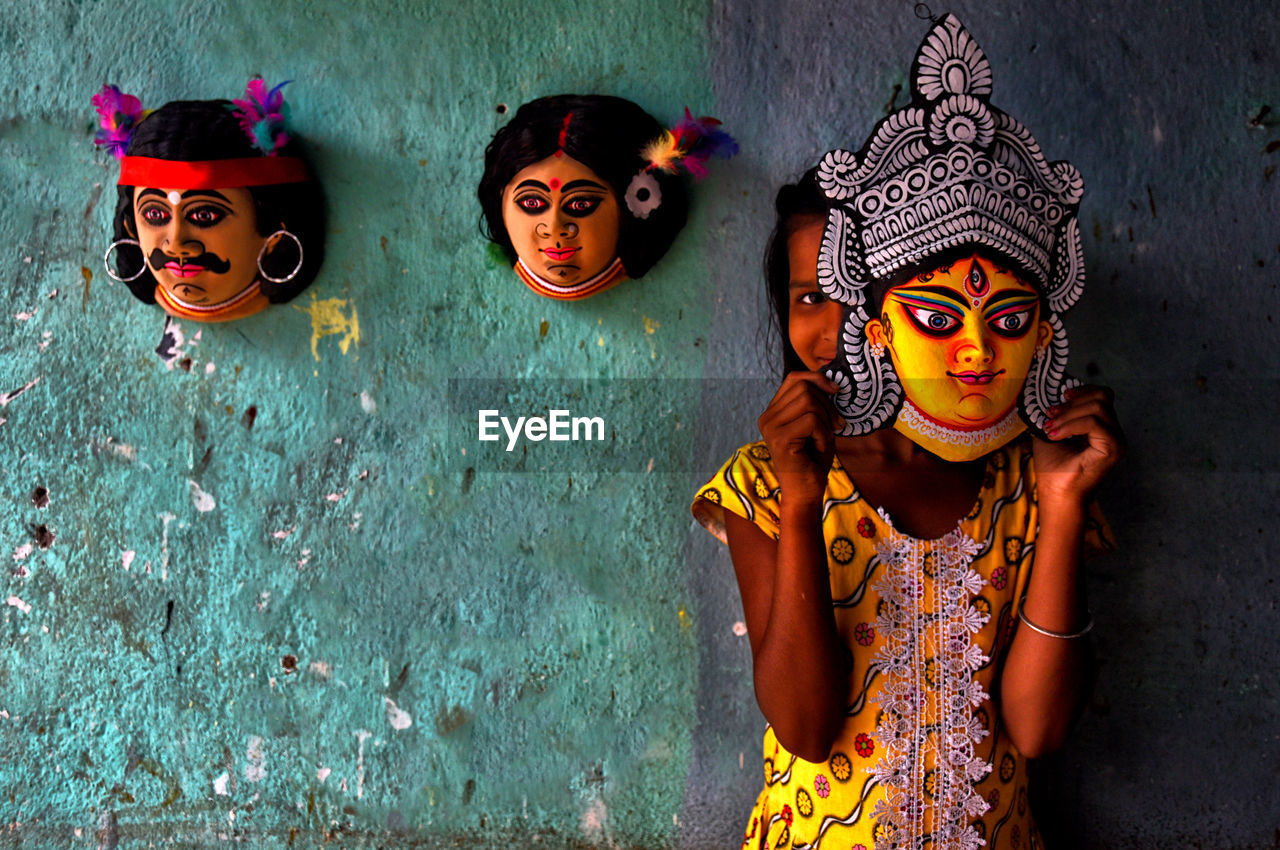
[563,196,603,217]
[989,308,1035,338]
[516,195,549,213]
[139,205,171,226]
[904,305,961,336]
[186,205,227,227]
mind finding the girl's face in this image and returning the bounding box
[501,154,621,284]
[134,186,264,308]
[786,217,842,372]
[867,254,1051,429]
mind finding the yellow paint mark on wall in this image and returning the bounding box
[642,316,660,334]
[295,295,359,361]
[80,266,92,313]
[677,606,690,631]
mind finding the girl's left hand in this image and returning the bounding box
[1033,384,1125,503]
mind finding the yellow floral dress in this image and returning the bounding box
[692,437,1111,850]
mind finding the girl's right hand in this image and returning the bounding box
[757,372,840,507]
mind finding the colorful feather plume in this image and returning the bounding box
[92,84,144,159]
[641,108,738,179]
[231,78,292,156]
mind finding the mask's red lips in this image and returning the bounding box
[947,369,1005,385]
[541,247,581,262]
[165,261,205,278]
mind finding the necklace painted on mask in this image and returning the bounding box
[897,397,1023,451]
[154,278,264,321]
[514,256,626,301]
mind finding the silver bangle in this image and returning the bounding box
[1017,596,1093,639]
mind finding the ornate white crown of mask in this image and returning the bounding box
[816,14,1085,437]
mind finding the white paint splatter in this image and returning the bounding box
[333,437,343,444]
[0,710,8,720]
[325,490,347,503]
[12,543,33,562]
[189,480,216,512]
[14,310,35,321]
[121,550,135,571]
[580,797,608,843]
[213,772,230,796]
[732,621,748,637]
[38,331,52,353]
[159,512,176,581]
[47,289,57,298]
[360,391,376,414]
[101,439,138,462]
[205,362,216,375]
[355,729,372,799]
[6,595,31,614]
[317,767,331,783]
[271,528,294,540]
[244,736,266,782]
[309,661,332,678]
[0,376,41,408]
[384,698,412,731]
[158,319,187,368]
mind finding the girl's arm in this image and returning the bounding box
[724,372,850,762]
[999,385,1124,757]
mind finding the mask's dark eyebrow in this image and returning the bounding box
[982,289,1040,317]
[890,285,970,311]
[135,188,233,203]
[514,179,550,192]
[560,179,609,193]
[181,189,233,203]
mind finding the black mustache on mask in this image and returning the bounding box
[148,248,232,274]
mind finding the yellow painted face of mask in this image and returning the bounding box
[866,254,1053,461]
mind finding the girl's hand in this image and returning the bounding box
[1033,384,1125,505]
[758,372,839,507]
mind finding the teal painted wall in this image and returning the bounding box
[3,0,717,846]
[3,1,1279,847]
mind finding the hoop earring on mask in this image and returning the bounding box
[257,230,304,284]
[104,238,147,282]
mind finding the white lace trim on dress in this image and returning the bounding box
[867,510,992,850]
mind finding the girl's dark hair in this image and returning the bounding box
[764,167,832,374]
[478,94,689,279]
[111,100,325,305]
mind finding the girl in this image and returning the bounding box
[692,168,1122,849]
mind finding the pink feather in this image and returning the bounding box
[642,108,738,179]
[231,78,292,155]
[92,84,144,159]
